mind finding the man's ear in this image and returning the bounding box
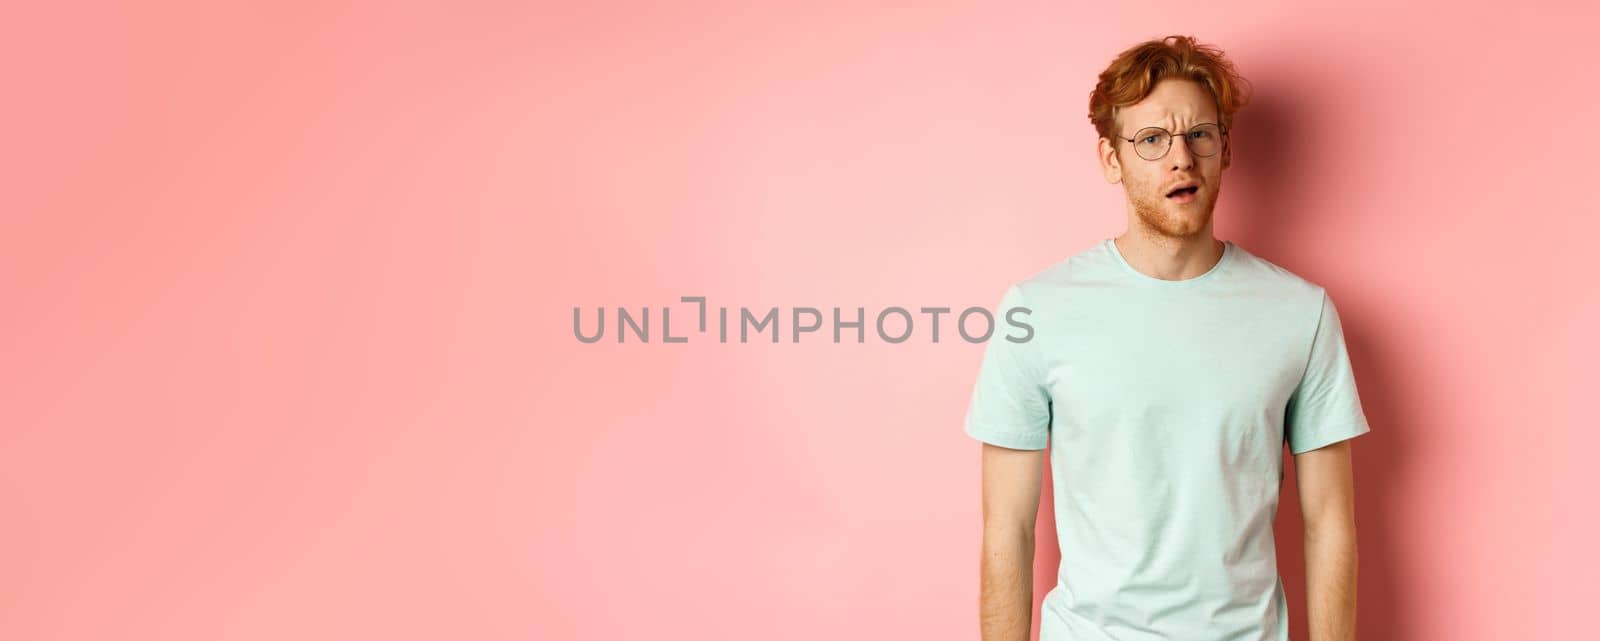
[1220,133,1232,170]
[1098,137,1122,184]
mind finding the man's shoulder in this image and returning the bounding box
[1011,238,1114,294]
[1227,241,1330,294]
[1001,238,1336,304]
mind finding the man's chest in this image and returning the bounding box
[1030,299,1309,434]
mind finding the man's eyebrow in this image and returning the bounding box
[1135,118,1221,131]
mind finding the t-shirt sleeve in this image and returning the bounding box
[1285,290,1372,454]
[963,283,1052,450]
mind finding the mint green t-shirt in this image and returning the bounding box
[964,237,1370,641]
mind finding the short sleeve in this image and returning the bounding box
[963,284,1052,450]
[1285,290,1372,454]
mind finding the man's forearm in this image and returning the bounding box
[1303,521,1357,641]
[979,526,1034,641]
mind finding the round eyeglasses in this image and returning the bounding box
[1114,123,1227,161]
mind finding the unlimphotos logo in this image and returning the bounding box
[574,296,1033,344]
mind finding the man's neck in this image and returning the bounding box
[1113,230,1225,281]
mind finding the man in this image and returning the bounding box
[965,35,1367,641]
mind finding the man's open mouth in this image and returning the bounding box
[1166,185,1199,198]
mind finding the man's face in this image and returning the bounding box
[1097,78,1230,240]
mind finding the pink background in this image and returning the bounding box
[4,2,1596,640]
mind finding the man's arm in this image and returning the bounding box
[978,442,1045,641]
[1295,439,1359,641]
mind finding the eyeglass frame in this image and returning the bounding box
[1112,123,1229,161]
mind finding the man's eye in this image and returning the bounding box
[1191,131,1211,139]
[1141,135,1160,145]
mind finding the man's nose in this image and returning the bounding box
[1168,134,1195,170]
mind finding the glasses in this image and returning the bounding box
[1114,123,1227,161]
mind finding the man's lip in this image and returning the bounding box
[1165,182,1200,197]
[1164,181,1203,195]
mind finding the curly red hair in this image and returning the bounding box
[1088,35,1252,142]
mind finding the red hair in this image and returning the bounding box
[1088,35,1252,141]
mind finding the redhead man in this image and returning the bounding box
[966,35,1366,641]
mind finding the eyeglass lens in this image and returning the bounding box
[1133,124,1222,160]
